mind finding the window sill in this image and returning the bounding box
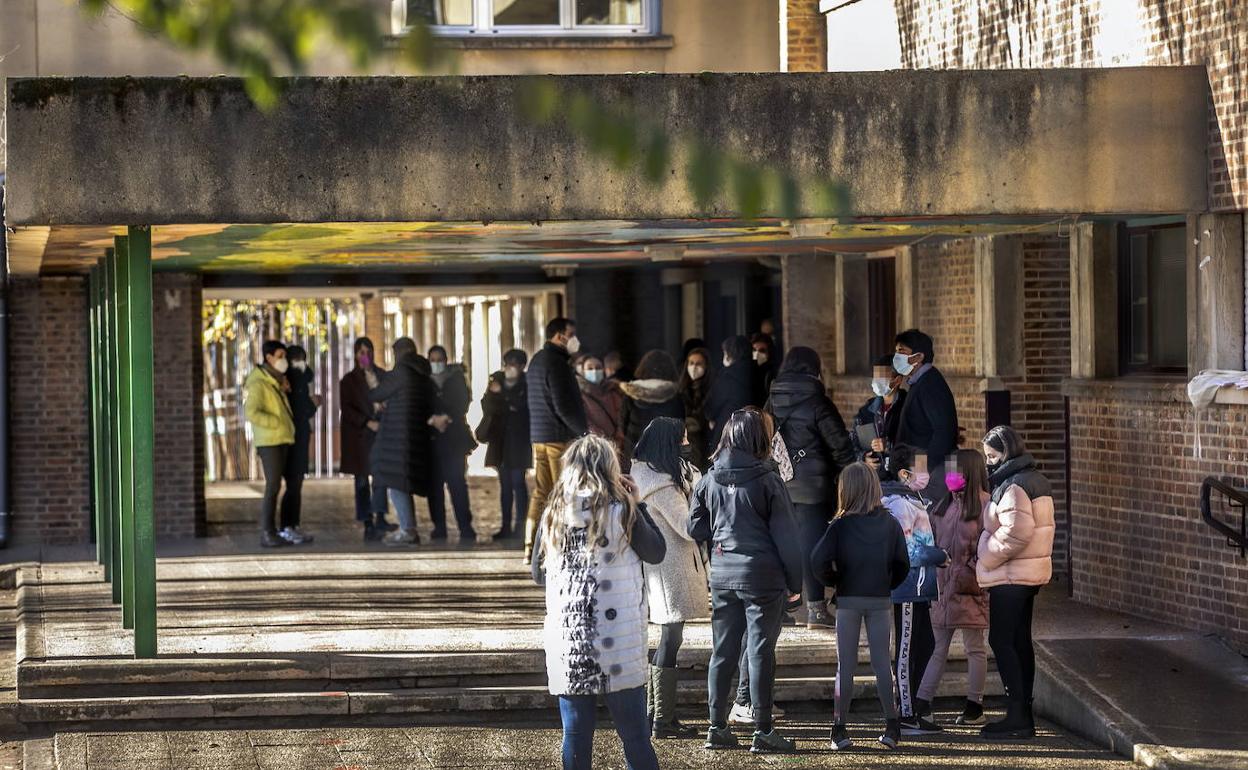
[1061,376,1189,404]
[390,34,674,50]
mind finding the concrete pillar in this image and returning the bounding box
[781,253,837,369]
[833,253,869,376]
[421,307,437,354]
[439,306,456,352]
[461,303,474,370]
[1187,213,1245,373]
[1070,222,1119,379]
[895,245,918,333]
[974,235,1024,379]
[499,299,516,354]
[519,296,537,353]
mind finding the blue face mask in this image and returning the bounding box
[893,352,916,376]
[584,369,604,384]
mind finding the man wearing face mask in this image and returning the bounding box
[852,355,909,468]
[426,345,478,541]
[705,336,757,456]
[892,329,958,498]
[244,340,297,548]
[523,317,590,563]
[279,345,320,545]
[477,349,532,540]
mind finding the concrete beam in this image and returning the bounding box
[5,69,1209,225]
[1187,213,1245,373]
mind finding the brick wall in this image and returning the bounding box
[780,0,827,72]
[8,273,205,546]
[914,238,977,376]
[1067,383,1248,651]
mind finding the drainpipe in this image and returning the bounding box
[0,182,10,548]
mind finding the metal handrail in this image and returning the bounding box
[1199,477,1247,558]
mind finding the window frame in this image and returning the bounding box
[398,0,658,37]
[1116,221,1188,376]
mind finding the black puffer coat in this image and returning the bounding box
[705,360,756,453]
[368,353,435,496]
[766,371,856,505]
[527,342,588,444]
[478,374,533,470]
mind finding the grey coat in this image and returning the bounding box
[632,462,710,624]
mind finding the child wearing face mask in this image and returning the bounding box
[880,443,949,735]
[853,354,907,466]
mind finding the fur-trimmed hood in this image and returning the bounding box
[619,378,678,404]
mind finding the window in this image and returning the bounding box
[867,254,896,369]
[400,0,653,35]
[1118,223,1187,373]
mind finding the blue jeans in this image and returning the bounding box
[388,488,418,532]
[428,448,474,536]
[353,474,388,523]
[498,466,528,534]
[557,687,658,770]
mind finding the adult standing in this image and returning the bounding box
[765,347,855,629]
[618,350,685,453]
[427,345,477,540]
[477,349,532,540]
[369,338,436,546]
[577,354,626,460]
[978,426,1055,740]
[750,333,778,406]
[339,337,396,541]
[704,335,756,456]
[279,345,319,544]
[523,317,589,563]
[852,354,907,466]
[893,329,958,498]
[244,340,295,548]
[677,347,712,472]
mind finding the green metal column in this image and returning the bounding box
[104,249,122,606]
[126,226,158,658]
[114,235,135,630]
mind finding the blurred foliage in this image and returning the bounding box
[86,0,848,219]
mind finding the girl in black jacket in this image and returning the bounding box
[688,408,802,754]
[812,462,910,750]
[766,346,856,629]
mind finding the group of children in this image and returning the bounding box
[532,399,1055,766]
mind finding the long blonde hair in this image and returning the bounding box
[540,434,638,558]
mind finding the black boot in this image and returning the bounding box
[363,521,381,542]
[980,698,1035,740]
[652,666,697,738]
[373,512,398,533]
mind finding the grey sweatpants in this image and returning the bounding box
[835,605,896,723]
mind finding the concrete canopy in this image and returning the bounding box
[4,68,1209,227]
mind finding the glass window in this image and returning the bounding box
[1119,224,1187,373]
[494,0,560,25]
[576,0,642,25]
[407,0,474,26]
[402,0,652,35]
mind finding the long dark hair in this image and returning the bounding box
[635,349,678,381]
[983,425,1027,461]
[932,448,989,521]
[633,417,692,496]
[677,347,711,392]
[713,408,770,461]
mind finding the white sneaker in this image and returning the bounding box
[383,529,420,546]
[279,527,308,545]
[729,702,785,725]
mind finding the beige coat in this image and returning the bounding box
[976,460,1055,589]
[632,462,710,624]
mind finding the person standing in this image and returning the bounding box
[750,333,778,406]
[619,350,685,454]
[704,336,756,456]
[369,338,436,546]
[524,318,590,563]
[477,349,532,540]
[631,417,708,739]
[853,354,907,467]
[279,345,319,544]
[577,354,626,461]
[916,448,991,727]
[244,340,296,548]
[893,329,958,498]
[811,462,910,751]
[339,337,396,541]
[531,434,665,770]
[427,345,477,540]
[689,409,802,754]
[604,350,632,384]
[765,347,856,630]
[678,347,712,472]
[978,426,1055,740]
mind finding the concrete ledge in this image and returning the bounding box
[1062,377,1189,403]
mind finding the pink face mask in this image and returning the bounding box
[945,472,967,493]
[905,471,930,492]
[358,352,372,368]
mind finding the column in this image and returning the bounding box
[1069,222,1118,379]
[1187,213,1245,373]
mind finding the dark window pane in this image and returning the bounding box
[576,0,642,25]
[867,257,896,370]
[408,0,473,25]
[494,0,560,25]
[1149,227,1187,369]
[1128,233,1149,364]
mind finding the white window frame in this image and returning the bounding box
[394,0,659,37]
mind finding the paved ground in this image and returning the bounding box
[33,709,1132,769]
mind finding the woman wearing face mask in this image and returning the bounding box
[880,443,949,735]
[977,426,1054,740]
[478,349,532,540]
[577,354,626,463]
[852,355,908,467]
[618,350,686,456]
[677,347,712,472]
[750,333,778,406]
[915,448,991,728]
[278,345,319,545]
[340,337,397,541]
[244,340,296,549]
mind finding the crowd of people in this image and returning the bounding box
[243,319,1055,765]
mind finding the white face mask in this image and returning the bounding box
[893,352,917,377]
[870,378,891,397]
[291,360,307,372]
[753,350,768,365]
[687,364,706,381]
[270,356,289,374]
[565,335,581,355]
[430,361,447,375]
[723,355,732,368]
[505,366,522,381]
[584,369,604,384]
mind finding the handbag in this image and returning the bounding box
[770,430,795,482]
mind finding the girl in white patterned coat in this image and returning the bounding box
[531,434,666,770]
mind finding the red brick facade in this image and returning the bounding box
[7,273,204,546]
[781,0,827,73]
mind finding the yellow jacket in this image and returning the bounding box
[244,366,295,447]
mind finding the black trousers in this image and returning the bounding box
[988,584,1039,703]
[707,587,786,731]
[893,601,935,718]
[257,445,290,535]
[652,621,684,668]
[795,502,831,601]
[279,431,309,529]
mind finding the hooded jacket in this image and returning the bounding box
[619,379,685,450]
[578,376,626,450]
[977,454,1055,589]
[929,494,989,628]
[810,507,910,599]
[766,371,856,504]
[881,480,947,603]
[687,449,802,595]
[244,366,295,447]
[527,342,589,444]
